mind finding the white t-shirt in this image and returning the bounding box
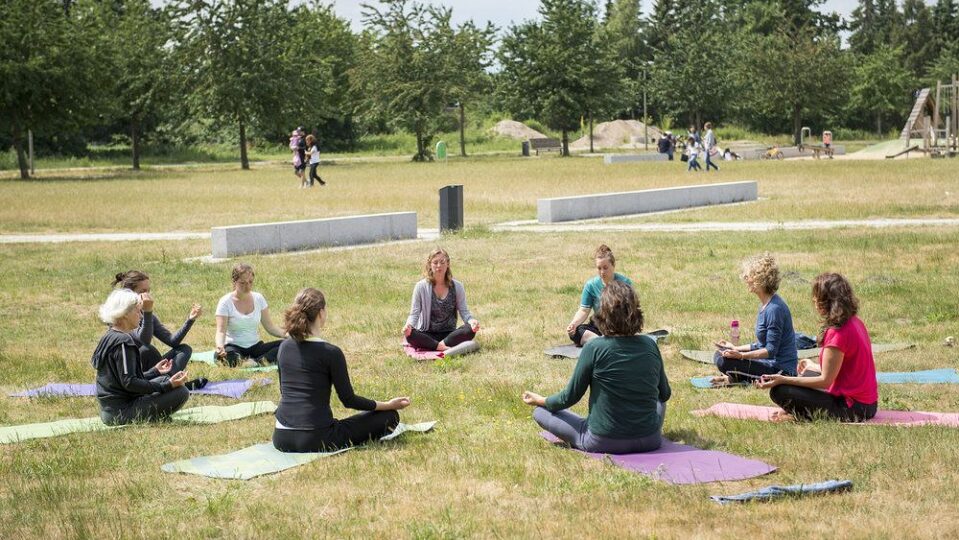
[308,145,320,165]
[215,292,269,348]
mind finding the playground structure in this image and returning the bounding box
[898,74,959,158]
[798,127,835,159]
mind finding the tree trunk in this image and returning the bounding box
[131,117,141,171]
[458,102,466,157]
[238,116,249,170]
[561,129,569,157]
[415,128,424,161]
[589,113,594,154]
[792,103,802,146]
[11,123,29,179]
[876,112,882,137]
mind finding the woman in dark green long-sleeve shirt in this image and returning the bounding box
[523,282,670,454]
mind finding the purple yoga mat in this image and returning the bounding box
[540,432,776,485]
[9,379,270,400]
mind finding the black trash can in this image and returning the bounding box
[439,185,464,232]
[521,140,530,157]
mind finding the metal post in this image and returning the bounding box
[643,67,648,152]
[28,129,35,175]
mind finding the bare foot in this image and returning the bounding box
[770,410,795,423]
[710,375,730,387]
[436,342,448,352]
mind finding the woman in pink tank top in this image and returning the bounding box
[755,273,878,422]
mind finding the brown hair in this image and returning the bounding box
[232,263,255,283]
[284,288,327,342]
[424,248,453,286]
[306,134,315,146]
[593,244,615,266]
[812,273,859,344]
[113,270,149,291]
[593,281,644,336]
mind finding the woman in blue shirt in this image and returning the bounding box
[713,254,798,384]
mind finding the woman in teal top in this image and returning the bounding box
[528,281,670,454]
[566,244,633,346]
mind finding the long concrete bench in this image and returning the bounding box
[537,181,758,223]
[211,212,417,258]
[603,153,668,164]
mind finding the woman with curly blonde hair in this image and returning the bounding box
[402,248,480,352]
[712,253,797,384]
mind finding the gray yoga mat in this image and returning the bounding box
[545,329,669,358]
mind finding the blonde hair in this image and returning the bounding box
[594,244,615,266]
[740,253,780,294]
[424,248,452,286]
[99,289,140,325]
[284,288,326,342]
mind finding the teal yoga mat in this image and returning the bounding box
[0,401,277,444]
[190,350,278,372]
[680,342,914,364]
[161,421,437,480]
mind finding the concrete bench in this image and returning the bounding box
[211,212,417,258]
[529,138,562,155]
[603,153,668,164]
[537,181,758,223]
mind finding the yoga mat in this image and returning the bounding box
[0,401,277,444]
[693,402,959,427]
[711,479,853,504]
[691,369,959,389]
[680,342,915,364]
[161,421,436,480]
[545,329,670,359]
[442,340,480,358]
[539,432,776,484]
[403,341,444,361]
[191,350,217,365]
[8,379,271,400]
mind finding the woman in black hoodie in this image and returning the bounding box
[92,289,189,425]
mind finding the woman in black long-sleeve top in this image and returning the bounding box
[273,288,411,452]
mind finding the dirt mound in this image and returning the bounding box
[569,120,663,150]
[491,120,546,140]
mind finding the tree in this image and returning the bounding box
[848,45,912,135]
[171,0,299,170]
[441,20,496,157]
[849,0,903,56]
[900,0,937,79]
[0,0,103,179]
[602,0,647,118]
[646,0,678,54]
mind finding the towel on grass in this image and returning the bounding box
[693,402,959,427]
[711,479,853,504]
[0,401,277,444]
[539,432,775,484]
[691,368,959,388]
[9,379,271,400]
[545,329,670,359]
[161,421,436,480]
[680,342,914,364]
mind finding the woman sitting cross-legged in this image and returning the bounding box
[273,288,411,452]
[566,244,634,347]
[403,248,479,352]
[91,289,190,425]
[756,273,878,422]
[214,263,286,367]
[713,253,798,384]
[523,281,670,454]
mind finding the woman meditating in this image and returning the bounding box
[214,263,285,367]
[91,289,189,425]
[273,288,411,452]
[403,248,479,352]
[756,273,878,422]
[113,270,201,374]
[713,254,798,384]
[567,244,633,346]
[524,281,670,454]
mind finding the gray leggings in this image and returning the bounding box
[99,379,190,426]
[534,403,665,454]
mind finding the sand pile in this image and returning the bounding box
[492,120,547,140]
[569,119,663,150]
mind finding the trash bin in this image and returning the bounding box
[439,185,463,232]
[521,140,530,157]
[435,141,447,161]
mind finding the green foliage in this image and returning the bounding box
[848,45,912,136]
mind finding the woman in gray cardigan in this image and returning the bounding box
[403,248,480,351]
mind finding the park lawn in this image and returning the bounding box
[1,219,959,537]
[1,156,957,234]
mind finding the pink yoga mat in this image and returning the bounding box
[402,341,443,361]
[693,402,959,427]
[540,432,776,484]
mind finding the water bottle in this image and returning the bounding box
[730,320,740,346]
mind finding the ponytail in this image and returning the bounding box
[284,288,327,342]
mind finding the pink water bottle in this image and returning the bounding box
[730,320,740,346]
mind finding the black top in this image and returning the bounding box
[91,328,171,410]
[275,338,376,430]
[134,311,195,348]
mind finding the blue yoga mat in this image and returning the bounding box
[711,479,852,504]
[692,368,959,388]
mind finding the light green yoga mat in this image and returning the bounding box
[161,421,436,480]
[0,401,277,444]
[190,350,277,373]
[679,342,914,364]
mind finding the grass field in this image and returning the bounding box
[1,155,959,538]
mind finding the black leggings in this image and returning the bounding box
[568,321,601,346]
[224,341,281,366]
[272,410,400,452]
[714,351,791,382]
[140,344,192,374]
[99,382,190,426]
[770,384,877,422]
[308,163,324,185]
[407,324,475,351]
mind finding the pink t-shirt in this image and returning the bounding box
[822,316,878,406]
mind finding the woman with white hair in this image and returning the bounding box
[91,289,190,425]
